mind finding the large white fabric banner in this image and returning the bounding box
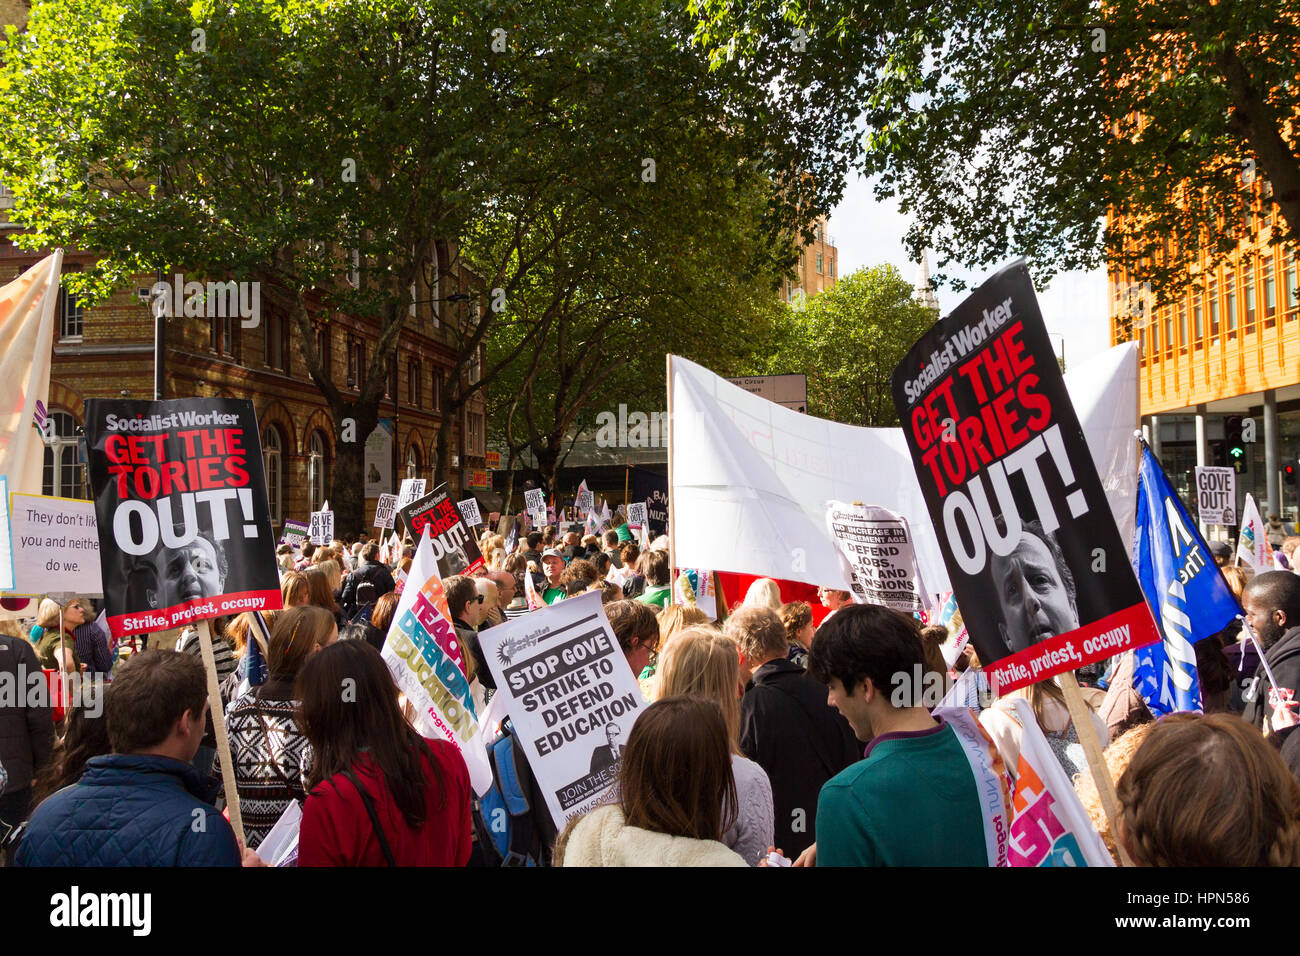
[0,251,63,497]
[669,343,1138,597]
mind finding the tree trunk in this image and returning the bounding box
[502,451,520,513]
[329,401,377,540]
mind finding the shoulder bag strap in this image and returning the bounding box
[342,768,397,867]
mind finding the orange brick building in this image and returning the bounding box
[780,217,838,303]
[1109,192,1300,521]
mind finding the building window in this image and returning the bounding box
[347,337,365,390]
[1263,255,1276,324]
[313,325,331,376]
[466,411,485,456]
[1178,303,1187,354]
[307,431,328,512]
[830,254,836,278]
[408,359,422,408]
[263,425,282,526]
[266,311,287,372]
[1226,282,1237,332]
[1286,252,1299,320]
[210,314,235,357]
[816,253,824,275]
[1208,279,1219,340]
[1192,291,1203,345]
[1163,308,1173,358]
[407,445,421,480]
[1245,269,1256,333]
[41,411,84,499]
[431,370,441,411]
[1149,319,1158,356]
[58,277,84,340]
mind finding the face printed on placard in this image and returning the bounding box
[990,529,1078,654]
[148,536,225,609]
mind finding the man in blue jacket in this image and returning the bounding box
[17,649,243,867]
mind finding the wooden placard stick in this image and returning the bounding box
[1059,671,1132,867]
[197,618,244,846]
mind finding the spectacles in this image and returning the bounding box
[475,595,486,604]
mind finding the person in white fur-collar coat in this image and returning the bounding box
[556,696,747,867]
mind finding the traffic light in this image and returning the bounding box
[1286,463,1297,486]
[1225,415,1247,473]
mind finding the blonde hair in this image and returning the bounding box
[36,598,67,630]
[1219,564,1248,601]
[742,577,782,610]
[316,558,343,594]
[656,604,709,652]
[1074,722,1154,863]
[1117,712,1300,866]
[655,626,741,753]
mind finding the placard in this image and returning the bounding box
[7,492,102,596]
[373,493,400,530]
[456,497,482,528]
[485,451,501,469]
[83,397,282,637]
[398,483,484,577]
[576,489,594,513]
[397,478,427,509]
[626,502,647,527]
[524,488,546,514]
[1193,466,1235,525]
[825,502,925,613]
[280,518,310,551]
[309,510,334,546]
[889,261,1159,693]
[477,592,645,829]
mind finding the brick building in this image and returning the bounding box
[779,216,838,304]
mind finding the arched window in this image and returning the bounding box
[308,431,328,512]
[407,445,421,480]
[41,411,85,498]
[264,425,282,525]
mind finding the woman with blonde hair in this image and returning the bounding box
[655,626,774,865]
[280,570,311,609]
[304,566,342,626]
[1117,712,1300,866]
[742,578,782,611]
[636,604,709,697]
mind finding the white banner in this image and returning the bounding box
[672,569,717,620]
[381,528,492,794]
[1236,492,1272,572]
[456,497,482,528]
[7,492,103,596]
[0,251,63,497]
[825,501,926,612]
[373,493,399,530]
[669,344,1139,596]
[478,591,644,829]
[1194,466,1236,525]
[309,510,334,546]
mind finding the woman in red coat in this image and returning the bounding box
[294,640,472,866]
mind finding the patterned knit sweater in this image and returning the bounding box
[225,677,312,848]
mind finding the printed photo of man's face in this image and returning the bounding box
[148,536,225,609]
[989,529,1078,654]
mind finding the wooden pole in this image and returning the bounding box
[197,618,244,846]
[1059,671,1132,867]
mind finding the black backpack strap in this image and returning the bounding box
[341,769,397,867]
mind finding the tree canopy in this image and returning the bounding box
[689,0,1300,304]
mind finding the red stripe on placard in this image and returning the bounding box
[984,602,1161,694]
[107,589,283,638]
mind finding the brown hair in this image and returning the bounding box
[638,549,670,586]
[1117,712,1300,866]
[268,605,336,680]
[443,575,479,620]
[1074,722,1155,862]
[370,591,400,637]
[304,567,339,615]
[105,650,207,755]
[723,605,787,663]
[1218,564,1249,601]
[297,640,443,829]
[604,600,660,654]
[316,557,343,594]
[561,558,599,586]
[619,542,640,566]
[280,570,310,608]
[656,627,742,752]
[617,695,737,842]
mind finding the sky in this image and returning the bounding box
[828,173,1113,369]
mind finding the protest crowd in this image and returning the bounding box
[4,266,1300,871]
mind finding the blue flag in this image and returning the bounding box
[245,611,269,688]
[1132,445,1241,715]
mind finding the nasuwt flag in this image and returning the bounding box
[931,705,1012,867]
[1133,444,1242,716]
[1007,699,1114,866]
[889,261,1158,693]
[83,398,283,637]
[381,527,492,795]
[0,250,62,497]
[1236,493,1272,572]
[669,341,1141,607]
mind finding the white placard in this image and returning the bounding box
[524,488,546,513]
[397,478,427,508]
[7,492,103,596]
[825,501,925,613]
[1194,466,1236,525]
[456,497,482,528]
[576,490,594,513]
[373,493,400,530]
[478,591,644,829]
[626,502,647,527]
[309,510,334,546]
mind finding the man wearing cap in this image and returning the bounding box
[541,549,567,604]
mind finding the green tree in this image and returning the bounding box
[689,0,1300,304]
[767,266,936,427]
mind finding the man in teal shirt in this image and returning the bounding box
[804,604,991,867]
